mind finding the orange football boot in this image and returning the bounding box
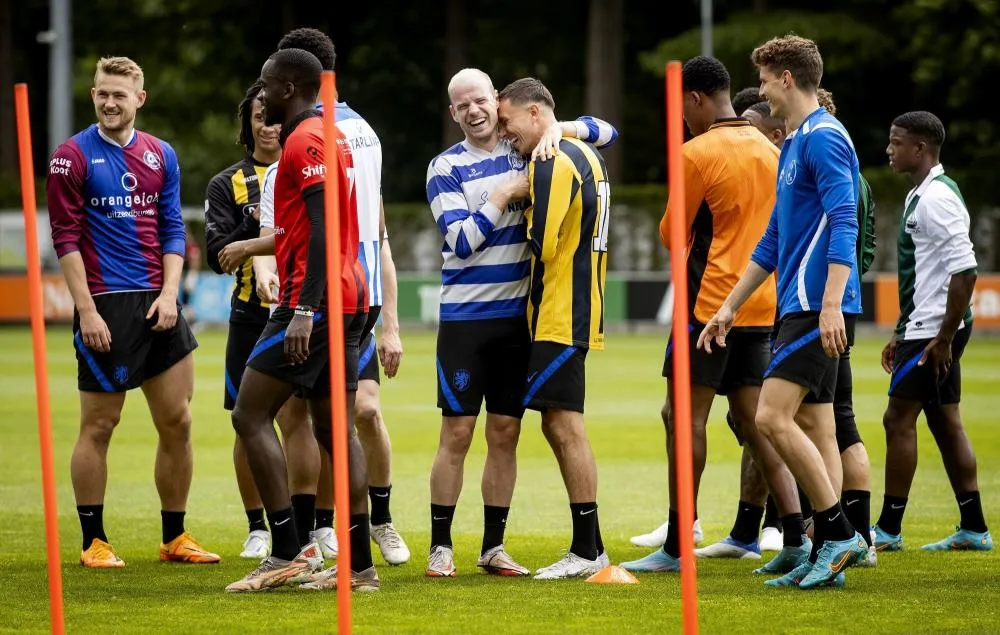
[160,532,221,564]
[80,538,126,568]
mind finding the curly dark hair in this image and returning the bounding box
[277,28,336,71]
[751,34,823,91]
[237,79,263,154]
[682,56,730,96]
[892,111,946,147]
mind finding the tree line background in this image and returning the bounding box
[2,0,999,270]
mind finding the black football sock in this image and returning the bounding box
[780,514,805,548]
[291,494,316,547]
[798,485,813,519]
[663,508,680,558]
[78,504,107,551]
[957,491,988,533]
[267,507,300,561]
[595,509,605,555]
[315,508,334,530]
[350,513,375,572]
[246,507,267,533]
[842,490,871,546]
[815,503,854,544]
[763,495,780,530]
[876,495,908,536]
[430,504,456,549]
[482,505,509,555]
[161,510,185,544]
[569,502,599,561]
[731,501,765,545]
[369,485,393,526]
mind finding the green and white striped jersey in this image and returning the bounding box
[896,164,976,340]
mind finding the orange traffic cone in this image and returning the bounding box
[585,565,640,584]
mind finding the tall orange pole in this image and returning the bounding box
[320,71,352,633]
[665,62,698,635]
[14,83,65,635]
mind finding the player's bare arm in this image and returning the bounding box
[252,226,279,304]
[918,268,977,381]
[147,253,183,332]
[532,117,620,162]
[697,261,771,354]
[487,174,530,211]
[377,198,403,378]
[58,252,111,352]
[218,234,276,273]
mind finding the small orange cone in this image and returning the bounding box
[585,565,640,584]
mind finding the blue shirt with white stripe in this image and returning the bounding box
[751,107,862,318]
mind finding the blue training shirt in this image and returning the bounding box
[750,107,862,317]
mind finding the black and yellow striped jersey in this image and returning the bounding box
[204,156,271,317]
[525,138,609,350]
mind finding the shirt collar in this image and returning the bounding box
[96,126,136,147]
[914,163,945,197]
[278,109,321,146]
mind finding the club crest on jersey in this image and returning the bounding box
[781,160,797,185]
[453,369,471,392]
[509,151,526,171]
[143,150,161,170]
[113,365,128,385]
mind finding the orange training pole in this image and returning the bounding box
[15,83,65,635]
[320,71,352,633]
[665,62,698,635]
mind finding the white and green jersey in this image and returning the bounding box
[896,164,976,340]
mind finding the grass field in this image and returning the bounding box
[1,325,999,634]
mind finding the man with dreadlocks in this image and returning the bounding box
[204,79,322,560]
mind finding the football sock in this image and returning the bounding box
[268,507,300,561]
[663,508,680,558]
[161,510,185,544]
[78,504,107,551]
[246,507,267,533]
[569,502,599,561]
[291,494,316,547]
[482,505,509,555]
[780,514,805,548]
[595,509,605,555]
[350,513,375,572]
[369,485,393,526]
[798,486,813,519]
[876,495,908,536]
[842,490,871,547]
[815,502,854,546]
[762,495,780,530]
[430,504,456,549]
[957,491,988,533]
[315,508,334,530]
[731,501,764,544]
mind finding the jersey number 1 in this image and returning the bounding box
[592,180,610,253]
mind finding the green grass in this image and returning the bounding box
[1,326,999,634]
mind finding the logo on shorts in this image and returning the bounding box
[453,369,471,392]
[113,365,128,385]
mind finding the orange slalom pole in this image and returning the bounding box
[665,62,698,635]
[320,71,352,633]
[15,83,65,635]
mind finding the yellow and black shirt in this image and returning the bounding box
[204,156,271,322]
[525,138,609,350]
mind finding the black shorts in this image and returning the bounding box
[662,323,770,395]
[73,290,198,393]
[764,311,859,404]
[359,331,380,384]
[246,308,367,398]
[224,299,270,410]
[523,341,588,414]
[436,317,530,418]
[889,325,972,406]
[833,342,863,452]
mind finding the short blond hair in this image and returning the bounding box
[94,56,144,89]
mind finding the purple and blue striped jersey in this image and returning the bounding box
[47,124,184,295]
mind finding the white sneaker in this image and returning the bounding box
[426,545,456,577]
[371,522,410,566]
[694,536,761,559]
[759,526,784,552]
[630,519,703,547]
[240,529,270,559]
[598,551,610,568]
[310,527,338,559]
[477,545,530,576]
[286,542,325,584]
[856,545,878,568]
[534,552,603,580]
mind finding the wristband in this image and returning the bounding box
[294,306,315,318]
